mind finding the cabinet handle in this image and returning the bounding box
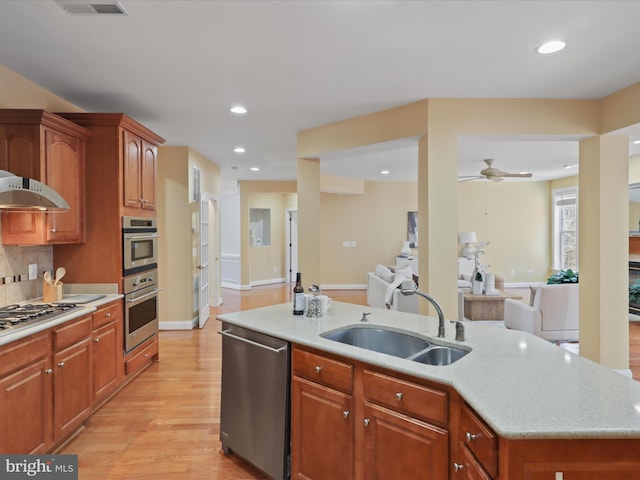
[50,228,57,233]
[465,432,477,442]
[453,463,465,472]
[44,369,53,374]
[363,418,370,427]
[314,366,322,374]
[105,313,111,318]
[395,392,403,400]
[144,353,149,358]
[94,338,100,343]
[57,361,65,367]
[342,410,350,418]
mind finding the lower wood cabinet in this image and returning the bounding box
[291,376,354,480]
[91,300,123,407]
[291,345,449,480]
[52,336,92,441]
[124,334,158,376]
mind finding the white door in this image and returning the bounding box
[198,198,210,328]
[286,209,298,282]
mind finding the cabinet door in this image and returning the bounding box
[0,357,52,454]
[53,338,92,441]
[123,130,142,209]
[92,320,120,406]
[363,402,449,480]
[140,139,157,210]
[44,127,85,243]
[291,376,354,480]
[0,123,42,178]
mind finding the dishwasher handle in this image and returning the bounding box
[219,329,287,354]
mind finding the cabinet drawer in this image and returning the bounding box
[292,347,353,393]
[458,443,492,480]
[92,301,121,330]
[125,336,158,376]
[53,315,92,352]
[363,369,448,426]
[460,404,497,478]
[0,333,50,378]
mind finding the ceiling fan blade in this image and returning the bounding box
[500,172,533,178]
[457,176,483,182]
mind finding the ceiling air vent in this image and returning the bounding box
[56,1,128,15]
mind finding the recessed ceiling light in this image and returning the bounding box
[536,40,566,54]
[563,164,577,169]
[230,105,247,114]
[380,170,390,175]
[234,146,246,153]
[250,167,260,172]
[633,140,640,145]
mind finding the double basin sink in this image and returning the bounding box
[321,324,469,366]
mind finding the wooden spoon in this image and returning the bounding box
[53,266,66,285]
[43,271,52,285]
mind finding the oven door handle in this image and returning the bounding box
[125,233,160,240]
[127,288,161,304]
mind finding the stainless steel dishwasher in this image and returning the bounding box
[220,323,290,480]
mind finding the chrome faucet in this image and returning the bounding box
[400,289,465,341]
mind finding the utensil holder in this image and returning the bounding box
[43,282,63,303]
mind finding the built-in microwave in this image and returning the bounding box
[122,216,158,276]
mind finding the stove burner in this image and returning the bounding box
[0,303,83,336]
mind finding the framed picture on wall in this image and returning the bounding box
[408,211,418,248]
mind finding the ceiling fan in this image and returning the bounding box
[458,159,533,182]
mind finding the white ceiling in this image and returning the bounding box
[1,0,640,184]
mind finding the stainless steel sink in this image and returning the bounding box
[409,346,468,366]
[321,325,430,358]
[320,325,469,365]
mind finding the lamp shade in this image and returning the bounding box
[458,232,477,245]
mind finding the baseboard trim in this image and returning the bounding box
[159,321,194,330]
[221,282,251,291]
[250,278,285,287]
[614,368,633,379]
[321,284,367,290]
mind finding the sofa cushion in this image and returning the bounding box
[374,264,394,283]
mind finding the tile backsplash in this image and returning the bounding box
[0,244,53,306]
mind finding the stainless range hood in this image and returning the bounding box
[0,170,69,211]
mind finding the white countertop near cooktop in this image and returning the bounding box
[0,292,123,347]
[217,301,640,440]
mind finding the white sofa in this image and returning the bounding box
[504,284,579,341]
[366,266,418,313]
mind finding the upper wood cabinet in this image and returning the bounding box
[53,113,164,286]
[123,131,157,211]
[0,110,91,245]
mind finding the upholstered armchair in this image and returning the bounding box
[504,284,579,341]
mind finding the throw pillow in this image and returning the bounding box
[395,265,413,279]
[374,264,394,283]
[529,286,537,306]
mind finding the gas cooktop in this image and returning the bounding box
[0,303,83,336]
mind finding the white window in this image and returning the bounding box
[552,187,578,271]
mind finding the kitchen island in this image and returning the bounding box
[218,301,640,480]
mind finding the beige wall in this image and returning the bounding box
[249,193,288,283]
[320,182,418,285]
[458,181,550,283]
[157,146,220,325]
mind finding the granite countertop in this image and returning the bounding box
[0,293,123,347]
[217,301,640,440]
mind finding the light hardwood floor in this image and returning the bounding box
[60,285,640,479]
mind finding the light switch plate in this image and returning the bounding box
[28,263,38,280]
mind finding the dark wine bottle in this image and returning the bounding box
[293,272,304,315]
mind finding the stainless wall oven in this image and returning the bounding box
[122,216,159,276]
[124,269,160,353]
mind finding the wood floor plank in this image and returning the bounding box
[58,284,639,479]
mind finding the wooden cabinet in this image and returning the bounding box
[91,300,123,408]
[0,333,51,454]
[52,316,92,442]
[0,110,90,245]
[291,345,449,480]
[123,131,157,211]
[53,113,164,287]
[124,334,158,376]
[291,376,354,480]
[454,403,497,479]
